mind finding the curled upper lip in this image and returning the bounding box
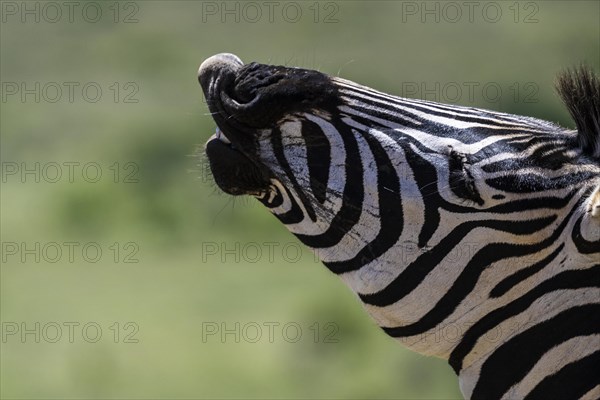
[200,55,275,194]
[198,54,264,135]
[198,53,244,92]
[199,54,251,148]
[199,53,257,113]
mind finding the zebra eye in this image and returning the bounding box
[447,150,484,206]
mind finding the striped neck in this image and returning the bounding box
[254,76,599,395]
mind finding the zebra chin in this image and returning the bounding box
[204,136,272,196]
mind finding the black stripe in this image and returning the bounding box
[572,213,600,255]
[342,91,553,132]
[449,265,600,373]
[324,128,403,274]
[472,132,552,156]
[485,171,598,193]
[399,98,536,125]
[271,128,317,222]
[396,135,570,228]
[524,351,600,400]
[363,214,557,308]
[294,119,364,249]
[347,100,551,145]
[482,191,576,214]
[381,240,558,338]
[470,304,600,400]
[378,203,577,337]
[489,244,565,298]
[527,144,571,171]
[481,157,531,173]
[273,184,304,225]
[402,141,442,247]
[301,119,331,204]
[344,102,423,130]
[473,135,558,161]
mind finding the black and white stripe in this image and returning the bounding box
[199,54,599,399]
[252,70,600,399]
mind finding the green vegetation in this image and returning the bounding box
[1,1,598,398]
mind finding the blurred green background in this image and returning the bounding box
[1,1,598,399]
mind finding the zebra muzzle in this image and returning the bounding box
[198,52,340,197]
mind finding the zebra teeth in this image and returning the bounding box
[215,127,231,144]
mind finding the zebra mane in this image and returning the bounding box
[555,65,600,158]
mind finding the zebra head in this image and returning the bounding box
[199,53,441,270]
[199,53,342,201]
[199,53,383,262]
[199,53,600,399]
[200,53,598,273]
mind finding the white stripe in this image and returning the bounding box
[339,124,426,295]
[305,114,347,213]
[313,126,381,262]
[339,104,422,127]
[580,385,600,400]
[282,115,347,235]
[397,127,530,154]
[335,80,556,131]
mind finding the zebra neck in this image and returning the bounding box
[255,79,599,398]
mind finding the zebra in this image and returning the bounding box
[198,53,600,399]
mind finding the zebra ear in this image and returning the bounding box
[555,65,600,159]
